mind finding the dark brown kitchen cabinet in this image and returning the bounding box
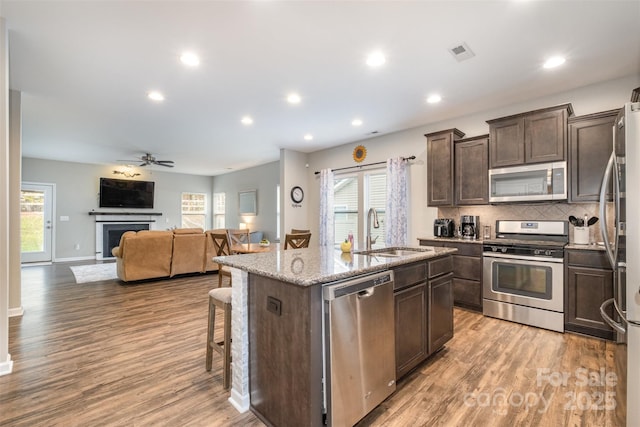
[455,135,489,205]
[393,256,453,379]
[429,272,454,353]
[565,249,614,340]
[568,110,618,202]
[418,239,483,311]
[487,104,573,168]
[426,128,465,206]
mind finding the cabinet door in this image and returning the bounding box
[429,273,454,354]
[565,265,614,340]
[569,111,617,202]
[395,283,428,378]
[525,109,566,164]
[489,117,524,168]
[427,132,454,206]
[455,137,489,205]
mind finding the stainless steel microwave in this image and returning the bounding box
[489,161,567,203]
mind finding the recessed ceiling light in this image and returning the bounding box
[287,93,301,104]
[147,91,165,102]
[543,56,566,69]
[352,119,363,127]
[241,116,253,125]
[180,52,200,67]
[427,94,442,104]
[304,134,313,141]
[366,51,386,67]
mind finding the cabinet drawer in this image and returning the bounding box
[428,256,453,279]
[566,250,611,269]
[393,261,426,291]
[453,255,482,280]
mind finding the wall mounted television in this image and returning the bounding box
[99,177,155,209]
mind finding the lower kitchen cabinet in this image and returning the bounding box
[393,256,453,379]
[419,239,482,311]
[564,249,614,340]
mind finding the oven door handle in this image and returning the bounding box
[482,252,564,263]
[599,298,626,335]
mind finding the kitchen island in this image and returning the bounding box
[214,245,456,427]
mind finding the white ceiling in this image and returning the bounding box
[3,0,639,176]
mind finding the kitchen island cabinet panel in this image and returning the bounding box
[249,275,324,427]
[394,283,428,379]
[429,272,454,353]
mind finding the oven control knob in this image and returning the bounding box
[534,249,541,255]
[501,247,507,253]
[492,246,498,252]
[545,250,552,256]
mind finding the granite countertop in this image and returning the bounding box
[417,236,484,244]
[214,245,457,287]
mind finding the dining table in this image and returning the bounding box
[230,243,277,254]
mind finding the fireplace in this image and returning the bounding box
[91,212,161,260]
[102,223,149,259]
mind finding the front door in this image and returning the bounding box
[21,183,54,263]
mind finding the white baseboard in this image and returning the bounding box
[0,354,13,376]
[228,388,250,413]
[54,255,96,263]
[8,306,23,317]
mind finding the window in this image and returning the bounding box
[181,193,207,229]
[213,192,225,229]
[333,170,386,250]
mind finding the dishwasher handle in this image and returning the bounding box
[323,270,394,301]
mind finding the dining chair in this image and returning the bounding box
[291,228,310,234]
[227,229,250,251]
[284,232,312,250]
[210,231,232,288]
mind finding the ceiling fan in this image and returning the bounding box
[119,153,174,168]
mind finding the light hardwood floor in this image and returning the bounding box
[1,262,623,426]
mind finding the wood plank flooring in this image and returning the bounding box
[1,262,623,426]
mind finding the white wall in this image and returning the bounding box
[212,161,279,241]
[306,74,640,247]
[22,158,214,261]
[8,90,20,314]
[280,149,310,237]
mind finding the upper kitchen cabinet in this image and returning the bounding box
[568,110,618,202]
[487,104,574,168]
[455,135,489,205]
[426,128,465,206]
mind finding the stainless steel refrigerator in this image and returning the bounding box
[599,101,640,426]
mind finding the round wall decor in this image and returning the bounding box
[353,145,367,163]
[290,186,304,203]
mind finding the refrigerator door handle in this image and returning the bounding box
[599,151,616,268]
[600,298,627,335]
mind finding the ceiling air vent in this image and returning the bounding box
[448,42,475,62]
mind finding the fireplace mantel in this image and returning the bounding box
[88,211,163,216]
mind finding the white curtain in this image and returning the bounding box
[319,168,334,247]
[385,157,408,246]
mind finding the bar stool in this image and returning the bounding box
[206,287,232,390]
[284,232,312,249]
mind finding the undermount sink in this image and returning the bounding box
[358,248,432,257]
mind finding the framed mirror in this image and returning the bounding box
[238,190,257,215]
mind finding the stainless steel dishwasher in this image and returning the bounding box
[323,270,396,426]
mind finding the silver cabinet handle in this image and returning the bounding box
[600,298,626,335]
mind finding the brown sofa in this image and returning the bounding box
[112,228,221,282]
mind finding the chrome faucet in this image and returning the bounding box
[366,207,380,250]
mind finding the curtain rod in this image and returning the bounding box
[314,155,415,175]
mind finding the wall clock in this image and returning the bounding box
[353,145,367,163]
[290,186,304,203]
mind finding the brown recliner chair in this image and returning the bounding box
[170,228,206,276]
[112,230,174,281]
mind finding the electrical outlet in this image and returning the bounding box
[74,244,80,250]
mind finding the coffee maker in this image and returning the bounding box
[460,215,479,239]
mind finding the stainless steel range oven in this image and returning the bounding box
[483,220,568,333]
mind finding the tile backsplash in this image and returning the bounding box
[438,202,614,244]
